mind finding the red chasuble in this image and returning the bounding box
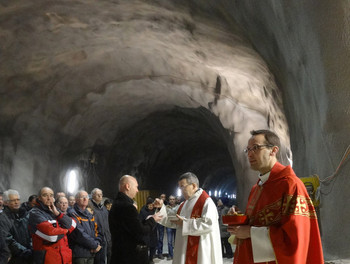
[177,190,210,264]
[234,162,324,264]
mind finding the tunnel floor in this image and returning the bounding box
[151,255,350,264]
[153,257,233,264]
[151,233,350,264]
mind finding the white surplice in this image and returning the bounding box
[159,189,223,264]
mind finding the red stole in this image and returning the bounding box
[234,162,324,264]
[177,190,209,264]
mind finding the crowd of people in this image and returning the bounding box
[0,179,232,264]
[0,129,325,264]
[0,187,111,264]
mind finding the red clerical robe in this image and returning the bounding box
[234,162,324,264]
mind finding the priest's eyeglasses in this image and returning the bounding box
[244,144,273,154]
[180,184,191,190]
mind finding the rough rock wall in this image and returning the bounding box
[311,1,350,259]
[201,0,350,260]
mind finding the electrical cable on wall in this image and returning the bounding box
[319,144,350,195]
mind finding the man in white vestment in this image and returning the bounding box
[155,172,222,264]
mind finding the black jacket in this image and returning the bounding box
[20,202,34,212]
[109,192,157,264]
[90,200,112,246]
[0,234,10,264]
[90,199,112,264]
[0,207,32,264]
[138,206,157,248]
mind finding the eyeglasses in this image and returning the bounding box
[244,144,273,154]
[179,184,192,190]
[78,196,89,199]
[9,199,20,203]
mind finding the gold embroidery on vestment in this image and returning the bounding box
[250,195,317,226]
[254,199,282,225]
[282,195,317,219]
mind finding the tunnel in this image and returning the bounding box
[103,107,237,196]
[1,0,350,261]
[60,106,237,197]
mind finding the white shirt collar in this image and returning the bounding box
[258,171,271,186]
[188,188,203,201]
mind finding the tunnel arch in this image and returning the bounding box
[103,106,237,197]
[0,0,290,211]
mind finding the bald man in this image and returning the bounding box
[29,187,77,264]
[109,175,162,264]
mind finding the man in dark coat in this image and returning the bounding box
[0,234,10,263]
[90,188,112,264]
[68,190,103,264]
[109,175,162,264]
[20,195,37,212]
[0,189,33,264]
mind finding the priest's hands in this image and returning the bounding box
[170,214,184,226]
[227,225,251,239]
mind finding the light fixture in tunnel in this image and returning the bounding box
[214,190,217,197]
[209,190,212,196]
[177,188,181,197]
[65,169,80,194]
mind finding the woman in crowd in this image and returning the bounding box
[139,198,158,264]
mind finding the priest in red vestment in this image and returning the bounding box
[229,129,323,264]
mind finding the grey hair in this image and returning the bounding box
[75,190,87,199]
[91,188,102,197]
[3,189,20,202]
[178,172,199,187]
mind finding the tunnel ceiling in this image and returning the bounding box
[0,0,289,200]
